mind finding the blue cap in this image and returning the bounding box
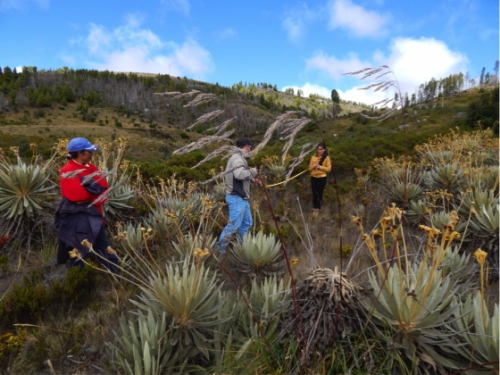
[67,138,99,152]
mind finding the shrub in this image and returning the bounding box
[0,266,98,332]
[48,266,96,310]
[82,89,102,106]
[466,86,499,134]
[135,151,221,181]
[82,110,98,122]
[0,271,49,329]
[54,82,75,103]
[0,329,27,369]
[33,109,45,119]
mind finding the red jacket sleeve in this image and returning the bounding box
[59,160,108,209]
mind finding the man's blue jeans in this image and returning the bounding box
[217,194,252,253]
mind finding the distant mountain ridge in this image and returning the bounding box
[0,67,373,135]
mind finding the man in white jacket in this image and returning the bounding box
[217,137,261,254]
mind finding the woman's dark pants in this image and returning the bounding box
[311,176,327,210]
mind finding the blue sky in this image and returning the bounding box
[1,0,498,105]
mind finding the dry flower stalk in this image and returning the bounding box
[343,65,404,120]
[183,93,218,108]
[281,143,316,183]
[251,111,305,154]
[187,109,225,130]
[154,90,200,98]
[474,248,488,325]
[173,130,235,156]
[280,118,314,164]
[212,116,237,136]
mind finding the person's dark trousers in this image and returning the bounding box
[93,225,119,272]
[57,226,118,271]
[311,176,327,210]
[57,238,72,265]
[57,240,85,268]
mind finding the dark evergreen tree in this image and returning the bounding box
[466,86,499,134]
[83,89,101,106]
[27,85,53,107]
[3,67,13,84]
[410,93,416,106]
[331,89,340,117]
[55,83,75,103]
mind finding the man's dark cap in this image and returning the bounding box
[236,137,254,148]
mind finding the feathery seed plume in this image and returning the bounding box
[187,109,225,130]
[183,93,218,108]
[251,111,305,155]
[343,65,404,121]
[193,146,241,173]
[61,169,88,179]
[280,117,314,163]
[173,130,234,156]
[212,116,237,135]
[80,170,112,185]
[284,142,316,183]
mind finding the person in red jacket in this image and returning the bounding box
[55,138,118,270]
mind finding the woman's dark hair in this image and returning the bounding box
[317,142,328,166]
[67,151,80,160]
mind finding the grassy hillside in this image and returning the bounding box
[0,69,497,374]
[0,71,493,178]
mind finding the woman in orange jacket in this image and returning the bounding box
[308,142,332,216]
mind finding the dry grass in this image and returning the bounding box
[0,103,202,161]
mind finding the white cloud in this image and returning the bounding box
[306,52,370,79]
[386,37,467,89]
[0,0,48,11]
[216,28,238,40]
[282,17,304,42]
[61,54,76,65]
[282,82,331,98]
[307,37,468,106]
[161,0,190,15]
[78,17,213,79]
[480,28,499,40]
[282,82,388,106]
[0,0,19,10]
[337,86,387,105]
[327,0,389,37]
[86,24,112,55]
[282,3,315,42]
